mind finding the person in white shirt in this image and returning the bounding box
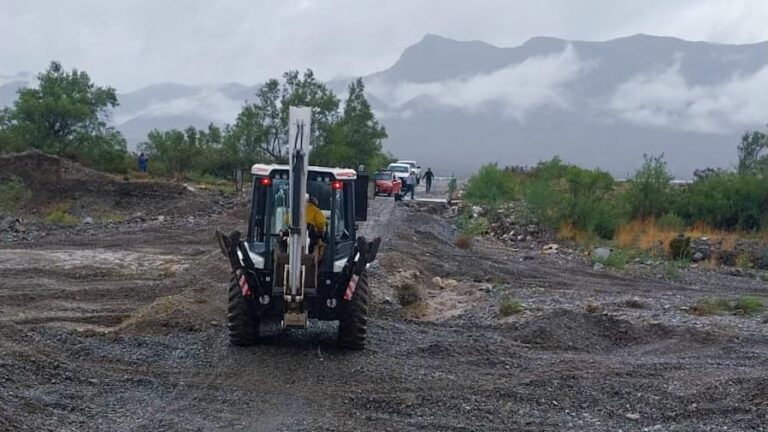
[405,171,417,200]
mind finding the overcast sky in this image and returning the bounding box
[2,0,767,91]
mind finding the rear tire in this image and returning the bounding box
[228,276,260,346]
[338,272,369,350]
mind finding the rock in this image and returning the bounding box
[625,413,640,421]
[444,279,459,289]
[83,217,94,225]
[592,247,612,262]
[382,296,393,305]
[471,205,484,218]
[516,235,526,242]
[593,262,605,271]
[432,276,458,289]
[542,243,559,255]
[692,251,705,262]
[624,296,645,308]
[157,215,166,222]
[0,217,20,231]
[584,302,600,314]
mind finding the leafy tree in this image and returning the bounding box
[0,61,129,171]
[141,127,202,175]
[623,154,674,219]
[737,130,768,175]
[232,69,341,161]
[693,167,726,181]
[313,78,387,168]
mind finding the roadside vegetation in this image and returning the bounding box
[0,62,391,179]
[691,295,764,316]
[0,177,29,212]
[459,131,768,255]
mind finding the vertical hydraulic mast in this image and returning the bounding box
[284,107,312,326]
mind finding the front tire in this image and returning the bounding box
[228,276,260,346]
[338,272,369,350]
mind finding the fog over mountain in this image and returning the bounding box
[3,34,767,178]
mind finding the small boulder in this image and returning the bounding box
[592,247,612,262]
[593,262,605,271]
[83,217,94,225]
[692,251,705,262]
[542,243,559,255]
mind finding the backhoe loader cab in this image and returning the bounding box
[215,106,380,349]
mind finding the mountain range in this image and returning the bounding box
[2,34,767,178]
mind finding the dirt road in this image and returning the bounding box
[1,179,767,431]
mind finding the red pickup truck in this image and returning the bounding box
[374,171,402,196]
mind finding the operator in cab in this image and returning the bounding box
[306,195,326,235]
[306,195,326,255]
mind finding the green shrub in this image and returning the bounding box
[592,248,627,269]
[499,294,524,316]
[734,296,764,315]
[455,209,489,236]
[623,154,674,219]
[464,163,520,206]
[664,260,689,279]
[44,203,78,225]
[657,212,686,232]
[0,178,28,212]
[525,158,621,239]
[676,173,768,231]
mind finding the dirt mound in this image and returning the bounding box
[113,251,230,336]
[512,310,716,352]
[0,150,223,218]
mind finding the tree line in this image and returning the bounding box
[463,129,768,236]
[0,62,392,177]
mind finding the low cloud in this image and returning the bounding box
[113,86,242,125]
[367,45,591,121]
[607,62,768,132]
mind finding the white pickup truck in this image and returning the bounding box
[387,163,412,183]
[396,160,421,184]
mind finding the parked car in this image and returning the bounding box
[396,160,421,183]
[373,171,402,196]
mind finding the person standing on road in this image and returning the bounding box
[138,152,149,174]
[424,168,435,193]
[406,170,417,200]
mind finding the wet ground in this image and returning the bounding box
[1,179,767,431]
